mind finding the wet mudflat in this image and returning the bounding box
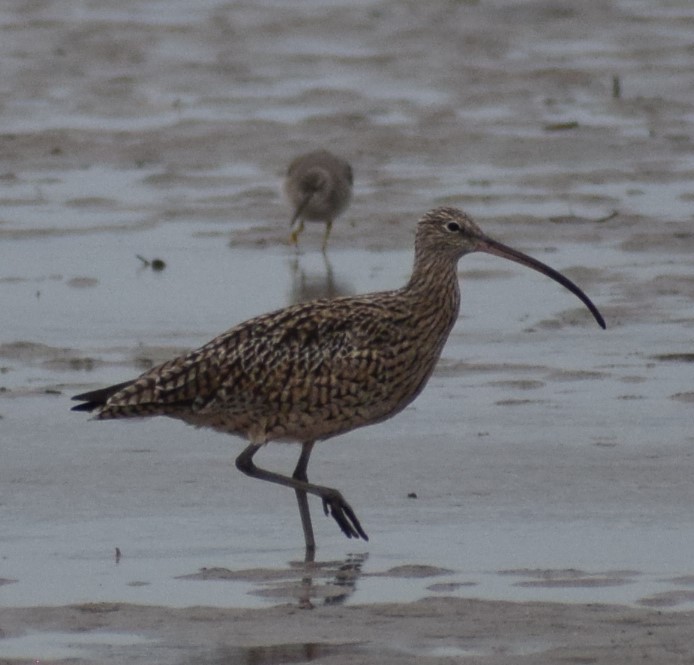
[2,0,694,663]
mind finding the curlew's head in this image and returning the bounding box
[416,207,486,257]
[416,207,606,329]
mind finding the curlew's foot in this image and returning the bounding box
[320,489,369,541]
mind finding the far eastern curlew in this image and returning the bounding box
[72,207,605,554]
[283,149,353,252]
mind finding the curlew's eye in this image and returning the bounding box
[445,221,461,233]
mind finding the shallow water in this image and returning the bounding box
[2,0,694,630]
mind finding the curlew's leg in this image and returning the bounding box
[235,443,368,544]
[321,219,333,253]
[292,441,316,554]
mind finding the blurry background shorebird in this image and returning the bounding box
[283,149,353,252]
[72,207,605,555]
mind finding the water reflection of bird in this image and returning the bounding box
[283,150,353,253]
[288,254,353,305]
[296,551,367,609]
[72,207,605,555]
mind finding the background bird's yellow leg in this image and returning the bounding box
[289,218,305,245]
[321,220,333,253]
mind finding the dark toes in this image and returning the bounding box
[341,503,369,541]
[322,492,368,541]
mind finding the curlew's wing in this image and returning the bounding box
[193,297,416,416]
[71,340,230,418]
[71,294,415,421]
[191,293,435,432]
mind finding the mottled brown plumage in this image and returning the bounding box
[73,207,605,553]
[284,150,353,252]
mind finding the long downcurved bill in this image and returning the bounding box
[477,236,606,329]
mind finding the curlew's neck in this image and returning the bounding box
[402,245,462,340]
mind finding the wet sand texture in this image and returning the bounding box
[2,0,694,663]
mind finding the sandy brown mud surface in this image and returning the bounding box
[2,0,694,663]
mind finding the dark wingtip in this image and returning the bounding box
[71,400,100,413]
[71,379,134,413]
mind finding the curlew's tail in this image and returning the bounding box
[71,380,135,412]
